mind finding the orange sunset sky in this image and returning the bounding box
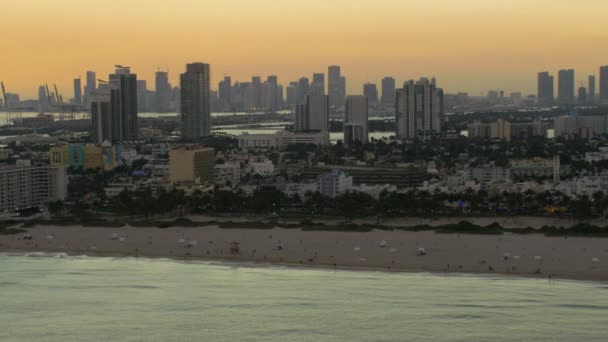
[1,0,607,99]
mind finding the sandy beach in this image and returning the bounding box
[1,224,607,281]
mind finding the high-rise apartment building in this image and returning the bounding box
[344,95,369,146]
[294,95,329,133]
[109,66,138,141]
[180,63,211,139]
[38,85,49,112]
[328,65,346,109]
[381,77,396,107]
[91,66,138,143]
[600,66,608,105]
[537,72,554,106]
[363,83,378,107]
[558,69,575,105]
[395,78,444,140]
[0,163,67,212]
[73,78,82,104]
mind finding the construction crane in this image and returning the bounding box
[54,84,62,105]
[0,81,22,125]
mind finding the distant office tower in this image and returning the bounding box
[578,87,587,105]
[297,77,310,104]
[363,83,378,107]
[328,65,346,109]
[381,77,396,107]
[537,72,554,106]
[155,71,171,112]
[286,82,298,105]
[85,71,96,104]
[265,75,279,110]
[92,66,138,143]
[311,73,325,96]
[73,78,82,104]
[294,95,329,133]
[600,66,608,105]
[558,69,575,105]
[588,75,596,104]
[344,95,369,146]
[180,63,211,139]
[218,76,232,106]
[136,80,148,112]
[395,78,444,140]
[38,85,48,112]
[251,76,262,110]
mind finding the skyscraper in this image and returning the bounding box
[73,78,82,105]
[85,71,96,104]
[396,78,444,140]
[381,77,396,107]
[218,76,232,110]
[600,66,608,105]
[294,95,329,133]
[155,71,171,113]
[588,75,596,104]
[91,89,112,144]
[38,85,49,113]
[328,65,345,109]
[363,83,378,107]
[136,80,148,112]
[108,66,138,142]
[578,86,587,105]
[537,72,554,106]
[344,95,368,146]
[265,75,278,111]
[311,73,325,96]
[558,69,575,105]
[180,62,211,139]
[297,77,310,104]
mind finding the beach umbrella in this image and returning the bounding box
[592,258,600,263]
[119,237,126,242]
[379,240,387,248]
[353,247,361,252]
[178,238,186,244]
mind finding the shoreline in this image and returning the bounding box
[1,224,607,282]
[2,248,604,285]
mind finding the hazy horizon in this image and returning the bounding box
[2,0,607,98]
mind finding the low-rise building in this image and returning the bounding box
[318,169,353,198]
[238,130,329,150]
[467,163,510,184]
[169,147,215,185]
[214,162,241,186]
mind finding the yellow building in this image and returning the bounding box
[49,146,69,165]
[169,147,215,185]
[84,146,103,170]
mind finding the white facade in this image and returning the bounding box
[318,170,354,198]
[238,131,329,150]
[246,158,275,176]
[214,162,241,186]
[0,164,67,212]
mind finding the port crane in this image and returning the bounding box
[1,81,23,125]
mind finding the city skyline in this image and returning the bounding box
[2,0,608,98]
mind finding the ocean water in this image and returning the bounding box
[0,255,606,342]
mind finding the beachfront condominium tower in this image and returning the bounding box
[537,72,554,106]
[92,66,138,144]
[395,77,444,140]
[73,78,82,105]
[600,66,608,105]
[381,77,396,108]
[109,66,138,141]
[558,69,575,105]
[344,95,369,146]
[180,62,211,139]
[589,75,596,105]
[363,83,378,108]
[294,94,330,133]
[328,65,346,110]
[155,71,171,113]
